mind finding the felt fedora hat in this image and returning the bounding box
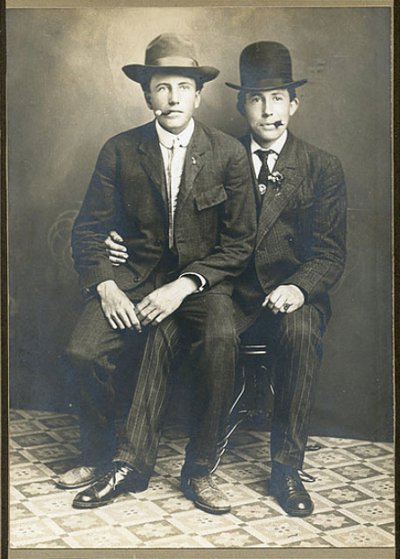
[122,33,219,85]
[226,41,307,91]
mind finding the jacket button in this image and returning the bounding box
[133,276,140,282]
[154,239,162,246]
[287,236,294,244]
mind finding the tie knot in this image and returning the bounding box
[255,149,276,164]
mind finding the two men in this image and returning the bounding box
[105,40,347,517]
[60,34,256,514]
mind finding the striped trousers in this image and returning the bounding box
[66,292,237,478]
[243,304,326,470]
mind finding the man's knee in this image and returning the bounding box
[278,305,323,350]
[66,336,97,369]
[202,296,237,345]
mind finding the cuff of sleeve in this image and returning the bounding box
[179,272,208,293]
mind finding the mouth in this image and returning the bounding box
[259,120,284,129]
[164,110,183,116]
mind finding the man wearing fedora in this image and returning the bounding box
[106,40,347,517]
[59,33,256,514]
[226,41,347,516]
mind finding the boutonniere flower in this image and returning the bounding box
[267,171,284,190]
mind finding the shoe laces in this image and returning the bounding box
[111,462,132,490]
[192,474,221,495]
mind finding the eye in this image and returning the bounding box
[251,95,262,103]
[273,94,284,101]
[156,85,167,92]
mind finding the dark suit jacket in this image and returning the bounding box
[71,119,257,298]
[234,130,347,332]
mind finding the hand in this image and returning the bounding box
[136,277,198,326]
[262,284,305,315]
[97,280,142,331]
[105,230,128,266]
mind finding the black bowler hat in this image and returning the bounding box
[226,41,307,91]
[122,33,219,85]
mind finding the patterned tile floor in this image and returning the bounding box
[8,409,395,549]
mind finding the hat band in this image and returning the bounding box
[243,77,294,89]
[147,56,199,68]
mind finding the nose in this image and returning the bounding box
[261,97,273,117]
[168,87,180,105]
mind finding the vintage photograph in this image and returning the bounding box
[5,4,394,556]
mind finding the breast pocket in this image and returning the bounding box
[194,184,227,211]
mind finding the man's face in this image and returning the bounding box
[146,73,201,134]
[243,89,299,147]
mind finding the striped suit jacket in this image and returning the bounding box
[234,130,347,332]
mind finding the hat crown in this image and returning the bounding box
[122,33,219,85]
[144,33,199,67]
[238,41,301,91]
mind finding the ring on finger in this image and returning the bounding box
[283,303,291,312]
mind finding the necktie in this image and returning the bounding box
[167,138,179,249]
[255,149,277,195]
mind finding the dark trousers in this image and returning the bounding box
[245,304,326,470]
[66,291,237,478]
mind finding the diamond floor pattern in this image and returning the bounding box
[8,409,394,549]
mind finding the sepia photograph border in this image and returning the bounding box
[1,0,397,558]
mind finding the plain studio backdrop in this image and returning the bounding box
[6,7,392,441]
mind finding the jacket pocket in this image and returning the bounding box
[194,184,227,211]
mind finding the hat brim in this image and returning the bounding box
[225,78,307,91]
[123,64,219,85]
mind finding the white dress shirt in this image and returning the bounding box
[155,118,206,292]
[156,118,195,248]
[250,129,288,176]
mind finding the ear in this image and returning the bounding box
[289,97,299,117]
[144,91,153,110]
[194,90,201,110]
[236,100,245,116]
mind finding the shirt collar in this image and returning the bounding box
[250,129,288,156]
[156,118,195,149]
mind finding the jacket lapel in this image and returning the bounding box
[241,134,262,208]
[176,121,207,210]
[137,121,168,208]
[256,132,304,248]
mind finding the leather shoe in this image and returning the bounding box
[181,473,231,514]
[56,466,101,490]
[72,462,148,509]
[268,467,314,517]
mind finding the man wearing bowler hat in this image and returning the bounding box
[60,33,256,513]
[226,41,347,516]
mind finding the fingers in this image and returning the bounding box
[136,302,158,325]
[136,296,166,325]
[125,304,142,332]
[102,302,142,332]
[105,233,128,267]
[106,312,126,330]
[110,254,128,264]
[263,288,298,314]
[140,309,161,326]
[106,316,119,330]
[136,296,152,316]
[265,290,285,314]
[110,230,124,243]
[105,239,128,253]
